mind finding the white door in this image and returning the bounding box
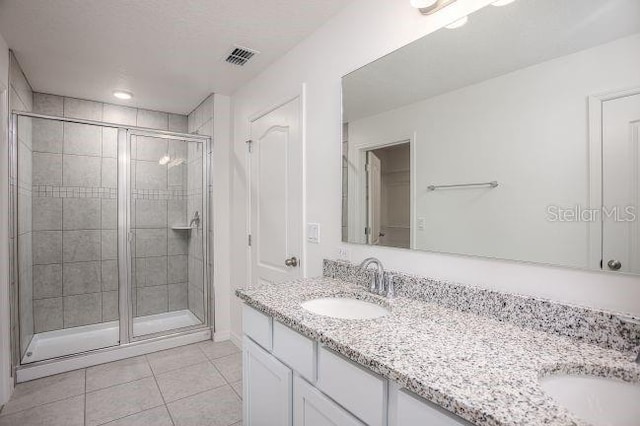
[243,337,293,426]
[293,376,364,426]
[250,98,302,285]
[602,93,640,273]
[367,151,382,245]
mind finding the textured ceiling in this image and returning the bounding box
[0,0,352,114]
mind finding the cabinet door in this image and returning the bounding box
[244,336,293,426]
[294,376,364,426]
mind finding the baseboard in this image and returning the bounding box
[230,331,243,349]
[213,330,230,342]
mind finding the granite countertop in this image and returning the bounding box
[236,276,640,426]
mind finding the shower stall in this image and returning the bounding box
[9,111,211,373]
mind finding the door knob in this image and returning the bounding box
[607,259,622,271]
[284,256,299,267]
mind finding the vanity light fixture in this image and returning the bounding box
[445,15,468,29]
[491,0,516,5]
[410,0,438,9]
[113,90,133,100]
[412,0,457,15]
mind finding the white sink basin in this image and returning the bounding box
[539,374,640,426]
[300,297,389,320]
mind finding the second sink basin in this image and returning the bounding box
[300,297,389,320]
[539,374,640,426]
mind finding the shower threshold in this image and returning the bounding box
[22,309,202,364]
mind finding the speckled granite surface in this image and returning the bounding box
[323,260,640,354]
[236,273,640,425]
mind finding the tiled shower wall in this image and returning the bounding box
[187,95,213,322]
[131,135,190,318]
[9,52,34,357]
[29,92,188,333]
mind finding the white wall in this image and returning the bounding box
[348,34,640,268]
[229,0,640,340]
[0,32,13,406]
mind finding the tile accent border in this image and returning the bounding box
[33,185,117,199]
[322,259,640,354]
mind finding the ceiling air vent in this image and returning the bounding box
[225,46,259,66]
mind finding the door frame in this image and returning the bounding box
[588,86,640,270]
[347,135,415,247]
[246,85,307,285]
[0,83,12,405]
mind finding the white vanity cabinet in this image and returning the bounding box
[242,304,472,426]
[243,336,293,426]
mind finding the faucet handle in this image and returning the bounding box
[384,273,396,298]
[368,273,377,293]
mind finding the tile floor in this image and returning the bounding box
[0,341,243,426]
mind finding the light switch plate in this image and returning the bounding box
[307,223,320,243]
[417,217,425,231]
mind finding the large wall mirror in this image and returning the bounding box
[342,0,640,273]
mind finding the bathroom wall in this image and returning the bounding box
[9,53,34,356]
[29,92,188,332]
[229,0,640,341]
[348,33,640,266]
[188,94,233,340]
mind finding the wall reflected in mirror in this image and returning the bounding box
[342,0,640,273]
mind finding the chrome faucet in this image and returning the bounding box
[359,257,395,298]
[189,211,200,228]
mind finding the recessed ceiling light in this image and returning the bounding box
[113,90,133,100]
[445,16,468,29]
[410,0,438,9]
[492,0,516,5]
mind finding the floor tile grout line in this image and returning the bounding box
[0,391,85,419]
[161,382,237,406]
[147,354,176,426]
[95,404,166,426]
[92,402,166,426]
[85,372,155,395]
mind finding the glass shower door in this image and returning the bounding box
[128,131,206,338]
[15,114,121,363]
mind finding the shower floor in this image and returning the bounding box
[22,309,202,364]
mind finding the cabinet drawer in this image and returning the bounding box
[273,321,317,382]
[396,389,472,426]
[243,304,273,350]
[294,375,364,426]
[316,346,386,426]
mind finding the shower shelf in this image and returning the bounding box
[171,226,194,231]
